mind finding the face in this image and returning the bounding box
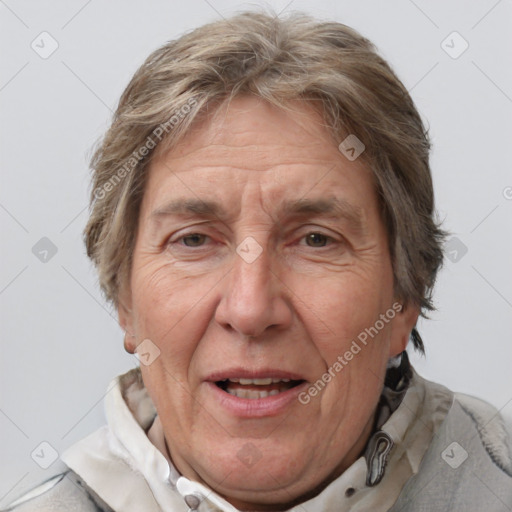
[119,96,418,510]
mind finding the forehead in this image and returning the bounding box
[159,96,340,169]
[142,96,376,220]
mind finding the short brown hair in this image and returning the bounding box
[84,10,446,351]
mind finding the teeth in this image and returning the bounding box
[226,388,282,399]
[220,377,300,399]
[231,378,290,385]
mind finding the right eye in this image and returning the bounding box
[177,233,209,247]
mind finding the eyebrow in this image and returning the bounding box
[282,197,363,224]
[149,197,365,233]
[150,199,222,219]
[281,197,366,235]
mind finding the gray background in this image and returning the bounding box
[1,0,511,506]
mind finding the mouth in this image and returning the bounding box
[215,377,306,399]
[205,369,308,417]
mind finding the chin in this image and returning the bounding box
[196,442,314,502]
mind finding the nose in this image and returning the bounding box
[214,242,293,339]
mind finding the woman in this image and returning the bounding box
[5,10,511,512]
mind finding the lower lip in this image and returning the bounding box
[205,381,308,418]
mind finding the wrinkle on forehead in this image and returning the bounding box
[154,96,342,171]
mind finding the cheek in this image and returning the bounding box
[130,260,218,369]
[132,255,211,318]
[294,271,392,350]
[292,269,394,415]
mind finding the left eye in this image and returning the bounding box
[179,233,209,247]
[302,233,332,247]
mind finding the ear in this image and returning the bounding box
[118,290,136,354]
[389,302,420,357]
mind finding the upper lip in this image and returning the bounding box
[205,368,307,382]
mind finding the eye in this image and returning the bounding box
[179,233,209,247]
[303,232,332,247]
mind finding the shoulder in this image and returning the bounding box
[453,391,512,476]
[414,371,512,476]
[1,470,113,512]
[391,384,512,511]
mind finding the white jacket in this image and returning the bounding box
[4,364,512,511]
